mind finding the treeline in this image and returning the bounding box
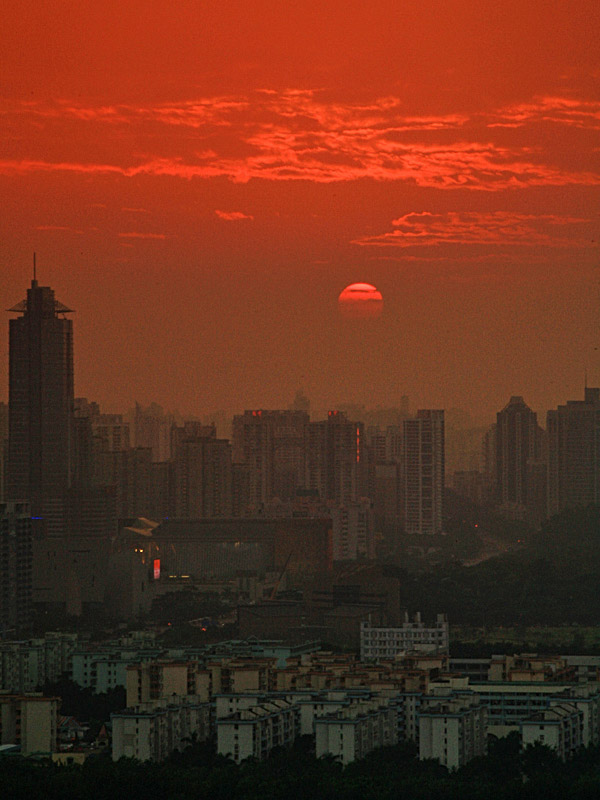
[392,505,600,627]
[40,678,125,735]
[3,736,600,800]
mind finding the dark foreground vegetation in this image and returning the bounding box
[3,736,600,800]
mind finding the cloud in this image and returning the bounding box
[486,96,600,130]
[215,210,254,221]
[122,207,150,213]
[1,91,599,190]
[354,211,591,248]
[117,231,166,239]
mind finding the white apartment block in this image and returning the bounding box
[418,697,487,770]
[217,699,299,764]
[0,694,59,755]
[315,701,398,764]
[361,613,449,660]
[126,661,190,707]
[72,646,162,692]
[0,632,78,692]
[111,697,210,762]
[521,703,584,760]
[215,689,378,737]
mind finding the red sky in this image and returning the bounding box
[2,1,600,423]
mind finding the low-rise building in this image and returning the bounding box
[488,654,575,683]
[0,632,78,692]
[217,699,299,763]
[315,700,397,764]
[521,703,584,760]
[111,697,210,762]
[126,661,191,707]
[0,694,59,755]
[361,613,449,660]
[418,697,487,770]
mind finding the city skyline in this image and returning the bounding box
[2,1,600,420]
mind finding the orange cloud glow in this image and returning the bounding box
[215,210,254,221]
[2,1,599,419]
[354,212,592,249]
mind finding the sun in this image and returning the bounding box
[338,282,383,319]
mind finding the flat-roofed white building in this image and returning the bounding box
[0,632,78,693]
[0,694,59,756]
[315,701,397,764]
[361,613,449,660]
[111,697,209,762]
[217,699,299,764]
[521,703,583,760]
[418,697,487,770]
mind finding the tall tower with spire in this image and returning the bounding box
[7,274,74,514]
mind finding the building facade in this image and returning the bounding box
[403,410,444,535]
[0,501,32,634]
[418,697,487,770]
[7,279,74,516]
[547,388,600,515]
[360,614,449,660]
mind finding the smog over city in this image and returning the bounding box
[1,2,600,797]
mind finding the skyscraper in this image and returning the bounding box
[232,410,309,508]
[172,431,233,518]
[7,277,74,514]
[305,411,367,505]
[402,410,445,535]
[495,396,542,517]
[547,388,600,516]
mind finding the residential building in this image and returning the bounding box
[0,694,59,755]
[328,500,375,561]
[520,703,583,760]
[232,410,309,508]
[0,501,32,633]
[418,696,487,770]
[495,396,543,520]
[315,700,397,764]
[217,699,299,763]
[133,403,172,463]
[172,434,233,518]
[305,411,368,506]
[125,661,192,707]
[403,410,444,535]
[360,613,449,660]
[112,697,210,762]
[547,388,600,515]
[0,631,77,692]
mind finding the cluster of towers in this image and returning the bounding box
[0,277,448,632]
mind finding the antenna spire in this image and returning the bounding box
[33,252,37,284]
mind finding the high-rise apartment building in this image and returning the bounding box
[305,411,367,505]
[402,410,444,535]
[133,403,172,462]
[233,410,309,508]
[172,434,233,518]
[7,279,74,514]
[495,396,543,516]
[547,388,600,516]
[0,501,32,633]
